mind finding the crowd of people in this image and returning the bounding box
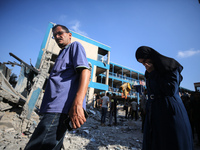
[93,92,146,129]
[93,93,118,126]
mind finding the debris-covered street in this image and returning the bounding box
[0,100,143,150]
[62,106,143,150]
[1,100,200,150]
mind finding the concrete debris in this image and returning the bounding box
[1,101,200,150]
[0,98,144,150]
[0,102,12,111]
[88,109,96,115]
[62,108,143,150]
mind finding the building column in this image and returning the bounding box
[105,51,110,86]
[112,64,114,74]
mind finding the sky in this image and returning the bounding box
[0,0,200,91]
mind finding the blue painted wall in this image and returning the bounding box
[87,58,109,70]
[89,81,108,91]
[27,88,42,119]
[87,58,109,91]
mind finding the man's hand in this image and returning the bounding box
[69,104,86,129]
[68,68,90,129]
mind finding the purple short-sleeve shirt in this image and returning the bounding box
[40,41,89,114]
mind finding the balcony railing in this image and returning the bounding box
[109,72,146,85]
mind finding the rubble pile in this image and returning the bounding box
[63,107,143,150]
[0,100,143,150]
[0,101,29,150]
[1,100,200,150]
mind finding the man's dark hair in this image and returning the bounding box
[106,92,109,96]
[52,24,70,33]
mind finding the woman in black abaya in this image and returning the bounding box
[135,46,193,150]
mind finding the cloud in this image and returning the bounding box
[58,15,67,23]
[56,16,88,36]
[69,20,88,36]
[177,49,200,58]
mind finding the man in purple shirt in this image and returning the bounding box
[25,24,90,150]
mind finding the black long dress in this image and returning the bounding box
[143,67,193,150]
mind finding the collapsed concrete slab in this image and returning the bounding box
[0,72,27,105]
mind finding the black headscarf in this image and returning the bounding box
[135,46,183,76]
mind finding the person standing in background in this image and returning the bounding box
[108,93,118,126]
[100,92,110,126]
[131,100,138,121]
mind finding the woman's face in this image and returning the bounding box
[138,58,154,73]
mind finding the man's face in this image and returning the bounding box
[53,26,72,49]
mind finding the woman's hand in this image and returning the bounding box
[138,58,155,73]
[144,61,154,73]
